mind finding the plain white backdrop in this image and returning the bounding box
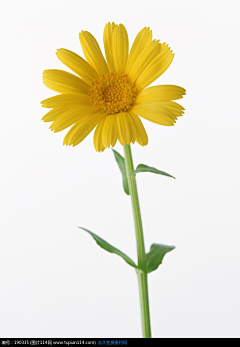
[1,0,240,338]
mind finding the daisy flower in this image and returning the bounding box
[41,23,186,151]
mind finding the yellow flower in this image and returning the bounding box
[41,23,186,152]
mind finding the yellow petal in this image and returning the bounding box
[135,85,186,103]
[56,48,99,85]
[152,101,185,116]
[63,122,78,146]
[41,94,92,108]
[103,22,116,73]
[49,106,97,132]
[102,114,118,149]
[43,69,90,94]
[112,24,129,75]
[131,103,178,126]
[79,31,108,76]
[128,40,161,82]
[117,112,136,145]
[94,116,107,152]
[136,43,174,90]
[64,113,104,147]
[125,27,152,75]
[42,108,66,122]
[128,111,148,146]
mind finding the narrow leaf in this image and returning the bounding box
[80,227,137,268]
[112,149,130,195]
[146,243,175,273]
[130,164,175,179]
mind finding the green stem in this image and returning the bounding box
[123,144,151,338]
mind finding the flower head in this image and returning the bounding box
[41,23,186,151]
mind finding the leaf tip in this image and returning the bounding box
[78,226,88,233]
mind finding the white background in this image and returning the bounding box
[1,0,240,338]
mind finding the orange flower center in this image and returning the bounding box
[88,72,137,116]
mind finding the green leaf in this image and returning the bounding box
[112,149,130,195]
[129,164,175,179]
[146,243,175,273]
[79,227,137,268]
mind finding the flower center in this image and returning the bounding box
[88,72,137,116]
